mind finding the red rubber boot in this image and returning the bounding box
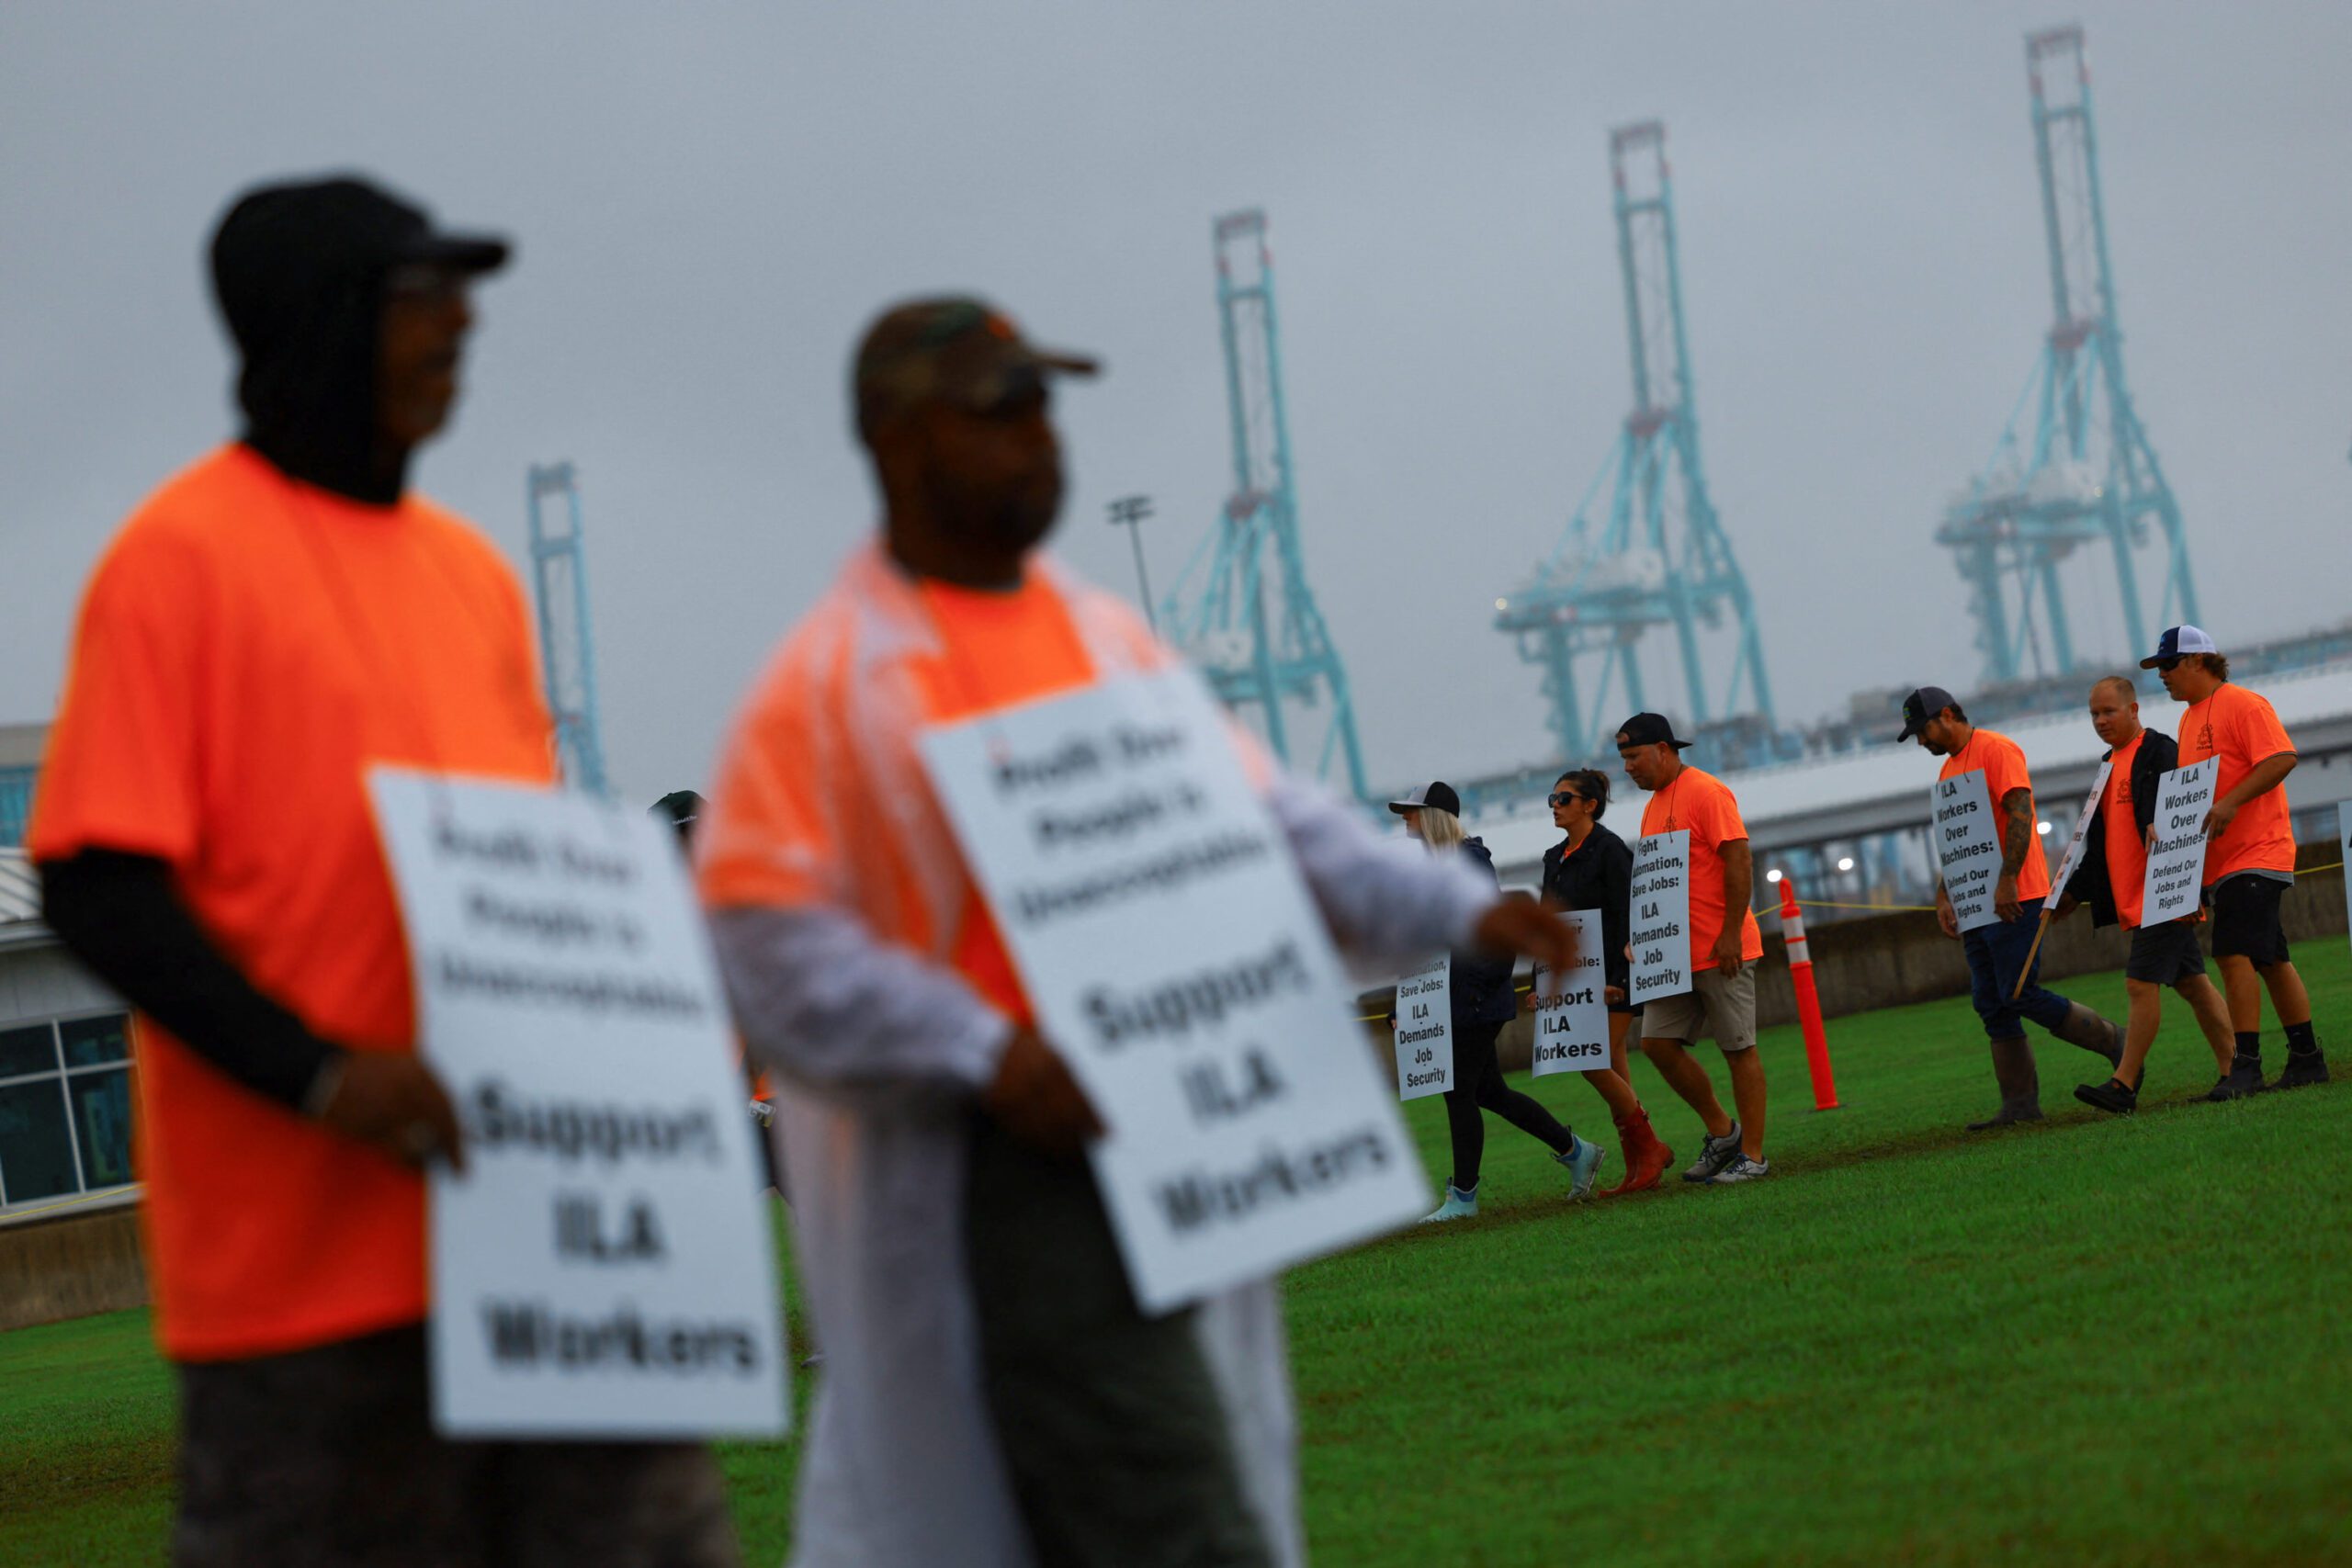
[1601,1108,1673,1196]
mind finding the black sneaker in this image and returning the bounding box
[2273,1053,2331,1092]
[2205,1059,2265,1101]
[2074,1078,2137,1115]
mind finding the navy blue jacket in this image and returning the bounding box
[1449,838,1519,1025]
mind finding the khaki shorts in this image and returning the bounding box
[1639,964,1757,1053]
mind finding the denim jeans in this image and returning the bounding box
[1962,897,2074,1039]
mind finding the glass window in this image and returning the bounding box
[61,1013,131,1067]
[0,1022,58,1079]
[0,1077,79,1203]
[68,1068,134,1190]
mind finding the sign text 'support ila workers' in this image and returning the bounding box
[921,671,1429,1314]
[368,772,787,1440]
[1531,910,1610,1077]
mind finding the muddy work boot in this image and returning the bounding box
[1967,1035,2044,1131]
[2049,1001,2124,1067]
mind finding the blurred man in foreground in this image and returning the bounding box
[34,177,737,1567]
[698,297,1580,1567]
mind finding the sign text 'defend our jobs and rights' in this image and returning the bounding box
[2140,757,2220,926]
[1390,954,1453,1101]
[1931,769,2005,933]
[1628,830,1692,1003]
[922,670,1430,1314]
[370,772,787,1440]
[1531,910,1611,1077]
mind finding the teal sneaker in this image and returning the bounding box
[1419,1183,1478,1224]
[1555,1134,1607,1201]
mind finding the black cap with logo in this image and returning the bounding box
[1896,686,1959,742]
[1386,781,1462,818]
[1613,713,1692,751]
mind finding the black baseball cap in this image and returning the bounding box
[1613,713,1691,751]
[1897,686,1959,741]
[1387,781,1462,817]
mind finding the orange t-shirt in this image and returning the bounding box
[1637,765,1763,972]
[2100,732,2150,929]
[699,564,1097,1024]
[29,445,553,1361]
[1939,728,2052,903]
[2176,682,2297,884]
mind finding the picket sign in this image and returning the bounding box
[368,771,788,1440]
[1628,831,1692,1003]
[2141,758,2220,925]
[1391,955,1453,1100]
[919,669,1430,1314]
[2011,761,2115,998]
[2338,801,2352,962]
[1530,911,1611,1077]
[1931,769,2004,933]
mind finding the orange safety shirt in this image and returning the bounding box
[1637,765,1763,972]
[2176,682,2298,884]
[29,445,553,1361]
[699,553,1129,1021]
[2100,731,2150,929]
[1939,728,2052,903]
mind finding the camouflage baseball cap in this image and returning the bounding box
[853,297,1098,439]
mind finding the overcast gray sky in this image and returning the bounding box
[6,2,2347,804]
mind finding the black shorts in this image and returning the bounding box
[2125,919,2206,986]
[2206,872,2291,965]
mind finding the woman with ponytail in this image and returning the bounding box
[1389,782,1605,1223]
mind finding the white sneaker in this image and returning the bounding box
[1707,1154,1771,1185]
[1681,1123,1743,1183]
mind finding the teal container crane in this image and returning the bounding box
[1495,122,1775,767]
[1160,209,1370,799]
[1938,26,2199,684]
[526,461,610,796]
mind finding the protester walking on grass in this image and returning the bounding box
[1615,715,1774,1184]
[696,297,1584,1568]
[31,177,739,1567]
[1535,769,1674,1194]
[1901,685,2124,1129]
[1393,781,1605,1223]
[2054,678,2237,1113]
[2145,626,2330,1096]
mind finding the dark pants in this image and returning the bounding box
[1962,897,2073,1039]
[173,1324,738,1568]
[963,1117,1273,1568]
[1442,1016,1576,1190]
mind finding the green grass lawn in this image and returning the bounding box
[6,938,2348,1567]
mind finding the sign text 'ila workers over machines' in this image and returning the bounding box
[2142,757,2220,925]
[1932,769,2004,932]
[922,670,1429,1314]
[370,773,787,1440]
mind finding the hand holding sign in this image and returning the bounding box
[319,1051,468,1174]
[983,1027,1104,1156]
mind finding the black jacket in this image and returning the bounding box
[1448,838,1520,1025]
[1541,825,1633,1001]
[2063,729,2176,929]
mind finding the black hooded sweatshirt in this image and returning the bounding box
[37,188,424,1111]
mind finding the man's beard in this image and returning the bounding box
[927,457,1063,557]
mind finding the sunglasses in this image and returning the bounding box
[954,363,1050,423]
[1547,791,1589,808]
[2154,656,2185,673]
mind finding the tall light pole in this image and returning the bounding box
[1107,493,1157,633]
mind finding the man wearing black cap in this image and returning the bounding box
[1616,715,1773,1184]
[698,297,1581,1565]
[31,177,738,1565]
[1900,686,2123,1129]
[2144,626,2328,1094]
